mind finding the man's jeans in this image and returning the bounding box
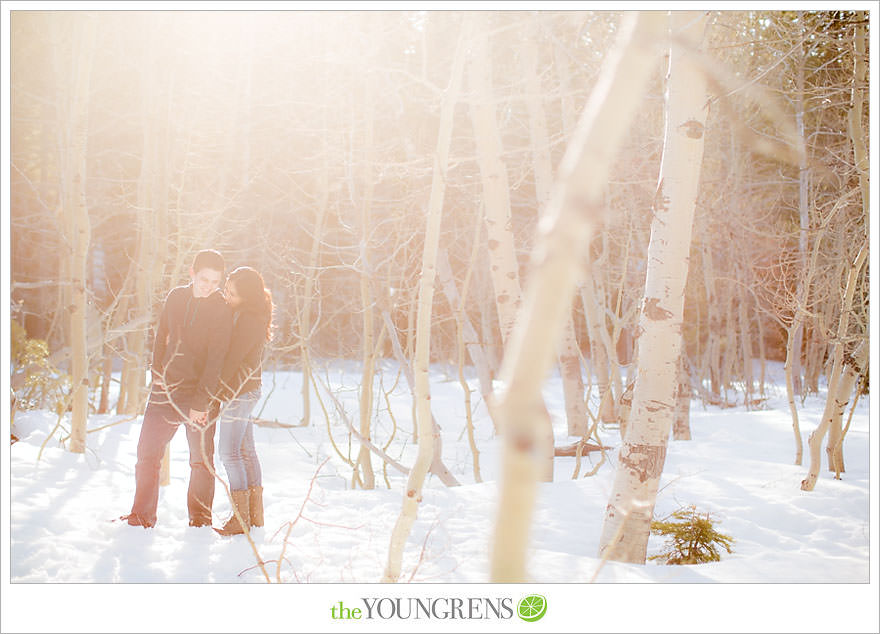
[218,389,262,491]
[129,388,216,526]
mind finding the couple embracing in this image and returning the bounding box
[122,249,272,536]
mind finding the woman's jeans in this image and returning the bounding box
[219,389,262,492]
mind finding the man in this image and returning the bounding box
[122,249,232,528]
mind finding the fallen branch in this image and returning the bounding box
[253,417,306,429]
[554,441,608,457]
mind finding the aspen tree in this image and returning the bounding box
[598,11,710,565]
[467,14,522,344]
[788,10,810,397]
[825,341,866,478]
[355,75,377,490]
[847,18,868,225]
[468,14,553,482]
[672,354,691,440]
[522,19,590,438]
[781,196,847,464]
[124,34,167,417]
[378,307,460,488]
[580,275,619,424]
[489,11,667,582]
[436,247,493,400]
[801,241,867,491]
[60,15,97,453]
[298,121,329,427]
[383,18,469,583]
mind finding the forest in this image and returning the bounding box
[7,8,871,589]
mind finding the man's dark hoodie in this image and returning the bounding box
[151,284,233,412]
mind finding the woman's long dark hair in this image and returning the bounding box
[228,266,273,342]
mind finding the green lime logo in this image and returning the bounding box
[517,594,547,622]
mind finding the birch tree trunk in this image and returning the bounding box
[124,97,158,417]
[672,353,691,440]
[379,309,460,488]
[847,19,868,229]
[355,80,377,490]
[468,15,522,344]
[581,278,617,423]
[789,14,810,396]
[825,343,865,476]
[801,241,867,491]
[489,11,667,582]
[114,289,132,415]
[123,19,172,418]
[522,22,590,438]
[468,15,554,482]
[298,105,330,427]
[436,247,493,400]
[598,10,709,565]
[62,16,97,454]
[383,19,469,582]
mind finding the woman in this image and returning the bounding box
[214,266,273,536]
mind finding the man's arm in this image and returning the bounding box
[150,290,174,384]
[191,302,233,414]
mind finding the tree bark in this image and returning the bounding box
[801,241,868,490]
[847,19,869,229]
[598,10,709,565]
[383,18,469,583]
[468,15,522,345]
[522,21,589,438]
[297,104,330,428]
[580,278,617,423]
[62,16,97,454]
[489,11,667,582]
[355,78,377,490]
[672,353,691,440]
[436,247,493,400]
[379,309,459,488]
[789,12,810,397]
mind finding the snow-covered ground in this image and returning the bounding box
[4,361,878,633]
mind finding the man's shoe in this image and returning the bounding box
[120,513,154,528]
[188,516,212,528]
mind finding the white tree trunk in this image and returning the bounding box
[63,16,97,454]
[436,247,493,400]
[355,80,377,490]
[383,19,469,582]
[847,19,868,227]
[468,15,522,344]
[580,279,617,423]
[790,14,810,396]
[825,343,865,476]
[489,11,668,582]
[298,110,330,427]
[672,353,691,440]
[598,10,709,565]
[522,22,589,439]
[801,241,868,491]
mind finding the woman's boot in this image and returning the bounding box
[214,489,250,536]
[248,486,264,527]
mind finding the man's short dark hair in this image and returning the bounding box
[192,249,225,274]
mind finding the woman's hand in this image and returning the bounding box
[188,409,208,427]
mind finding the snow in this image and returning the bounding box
[3,361,878,633]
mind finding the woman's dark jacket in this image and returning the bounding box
[219,307,268,400]
[150,284,233,412]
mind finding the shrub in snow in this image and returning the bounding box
[649,505,734,565]
[10,321,71,420]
